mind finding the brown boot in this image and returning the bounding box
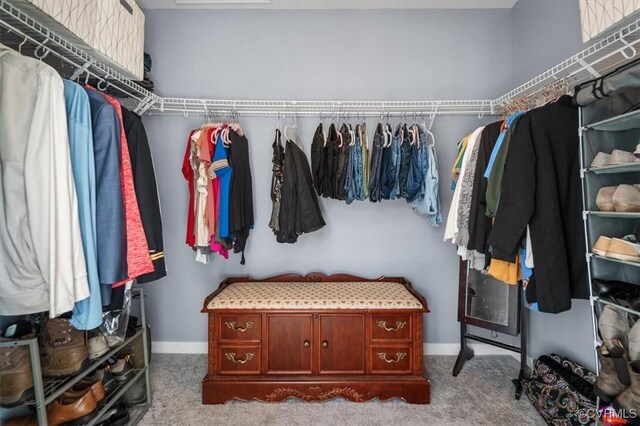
[595,344,631,403]
[39,318,88,377]
[0,324,35,407]
[614,361,640,414]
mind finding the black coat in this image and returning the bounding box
[121,107,166,283]
[277,140,326,243]
[228,130,254,262]
[488,96,587,313]
[467,121,502,255]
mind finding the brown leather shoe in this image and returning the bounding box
[0,329,35,407]
[65,379,105,407]
[39,318,88,377]
[5,387,98,426]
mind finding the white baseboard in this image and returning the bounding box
[152,341,521,360]
[153,341,208,354]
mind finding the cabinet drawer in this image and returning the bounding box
[219,346,261,375]
[220,315,261,342]
[370,346,412,374]
[371,315,411,341]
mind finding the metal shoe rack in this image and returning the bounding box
[0,286,152,426]
[579,86,640,422]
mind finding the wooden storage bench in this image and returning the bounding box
[201,273,431,404]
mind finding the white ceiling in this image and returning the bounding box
[137,0,519,10]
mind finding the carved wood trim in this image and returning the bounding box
[264,386,364,402]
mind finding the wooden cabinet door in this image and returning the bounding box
[318,314,365,374]
[267,314,313,374]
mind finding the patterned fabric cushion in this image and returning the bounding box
[207,281,423,310]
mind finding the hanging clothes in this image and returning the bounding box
[277,128,326,243]
[121,107,166,283]
[311,123,326,196]
[0,45,90,317]
[380,124,401,200]
[397,124,412,200]
[360,123,370,200]
[182,130,197,248]
[444,128,482,243]
[455,125,485,247]
[325,123,340,199]
[335,124,350,201]
[485,113,525,218]
[227,128,254,264]
[83,87,127,306]
[489,96,587,313]
[86,86,154,287]
[63,80,102,330]
[269,129,285,233]
[467,121,502,255]
[209,129,230,259]
[368,123,385,202]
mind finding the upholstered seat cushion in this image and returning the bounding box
[207,281,424,310]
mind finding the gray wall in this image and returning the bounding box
[141,8,512,348]
[141,2,597,369]
[511,0,595,370]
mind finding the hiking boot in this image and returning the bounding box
[40,318,88,377]
[597,186,617,211]
[595,344,631,403]
[612,184,640,212]
[600,305,631,351]
[0,322,35,407]
[614,361,640,414]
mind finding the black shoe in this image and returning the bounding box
[96,402,130,426]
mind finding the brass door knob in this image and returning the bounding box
[322,340,329,348]
[304,340,310,348]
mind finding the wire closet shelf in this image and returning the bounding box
[0,0,639,117]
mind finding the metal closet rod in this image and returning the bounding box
[153,99,496,117]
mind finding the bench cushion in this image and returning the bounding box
[206,281,423,310]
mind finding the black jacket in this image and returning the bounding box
[467,121,502,255]
[311,124,325,196]
[121,108,166,283]
[277,140,326,243]
[228,130,254,263]
[488,96,587,313]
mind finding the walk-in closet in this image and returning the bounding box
[1,0,639,425]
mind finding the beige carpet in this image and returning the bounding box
[140,354,545,426]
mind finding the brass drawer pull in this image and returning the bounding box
[377,320,406,332]
[225,352,255,364]
[225,321,255,332]
[377,352,407,364]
